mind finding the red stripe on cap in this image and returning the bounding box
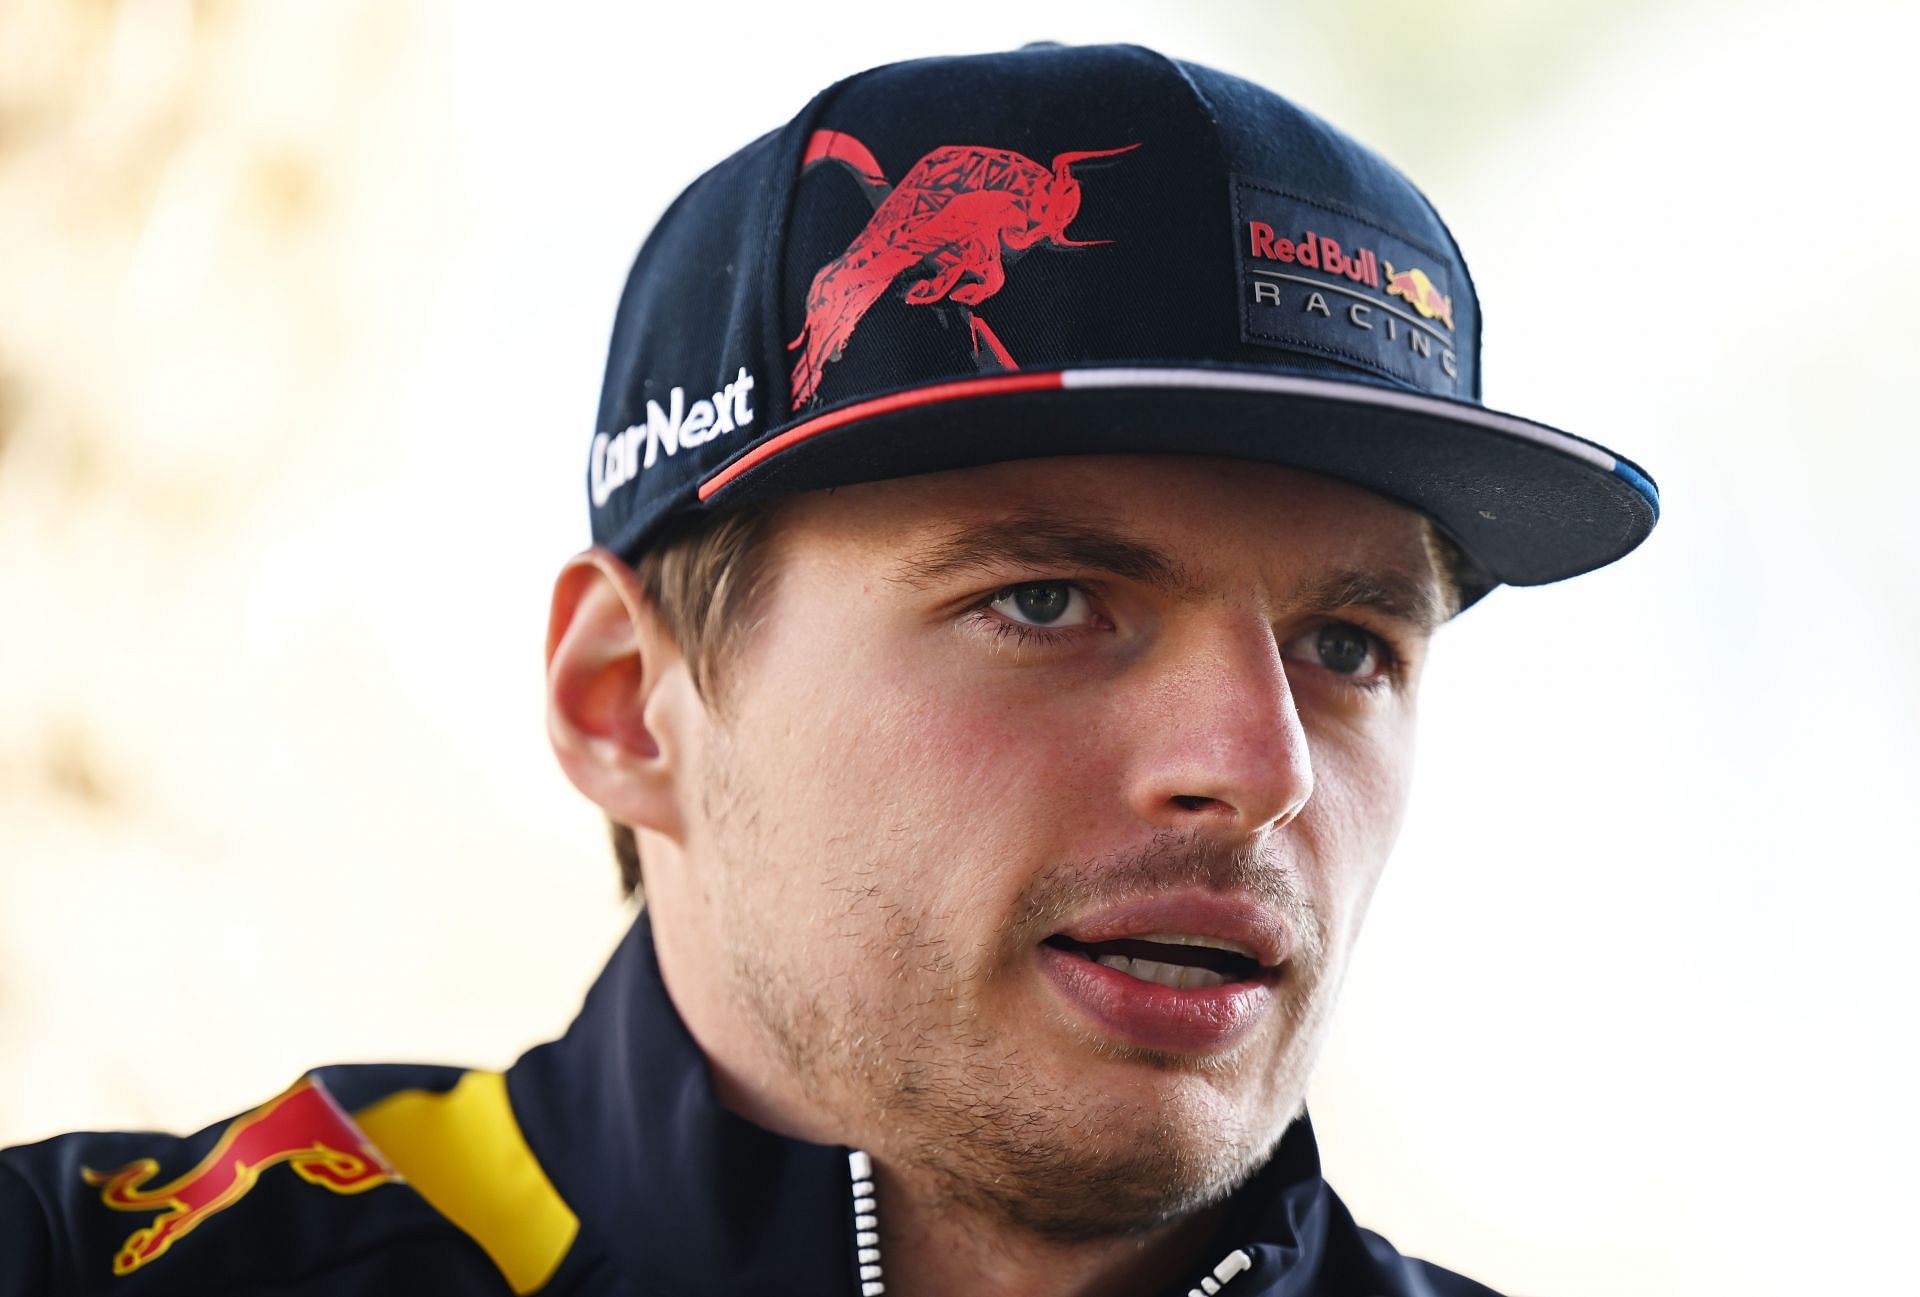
[697,371,1066,501]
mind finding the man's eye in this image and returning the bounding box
[988,582,1092,628]
[1283,622,1390,681]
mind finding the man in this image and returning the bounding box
[1,43,1656,1297]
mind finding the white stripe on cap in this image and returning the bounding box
[1057,367,1618,473]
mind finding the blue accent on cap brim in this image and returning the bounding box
[1610,458,1660,521]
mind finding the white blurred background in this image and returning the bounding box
[3,1,1915,1292]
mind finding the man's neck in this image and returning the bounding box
[872,1162,1227,1297]
[646,896,1243,1295]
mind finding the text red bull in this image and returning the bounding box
[1245,223,1381,289]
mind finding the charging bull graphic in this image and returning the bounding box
[81,1078,392,1275]
[788,131,1139,409]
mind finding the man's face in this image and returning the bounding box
[666,455,1442,1236]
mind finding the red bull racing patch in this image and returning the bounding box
[1232,176,1471,397]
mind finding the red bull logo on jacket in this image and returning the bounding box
[81,1077,392,1275]
[787,132,1138,409]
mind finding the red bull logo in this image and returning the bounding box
[1245,223,1382,289]
[1382,261,1454,331]
[82,1078,392,1275]
[787,132,1138,409]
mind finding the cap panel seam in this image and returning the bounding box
[1139,43,1223,129]
[1131,45,1246,363]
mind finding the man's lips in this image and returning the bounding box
[1034,892,1289,1055]
[1049,893,1290,969]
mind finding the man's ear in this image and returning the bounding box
[545,548,693,841]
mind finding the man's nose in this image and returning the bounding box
[1123,613,1314,837]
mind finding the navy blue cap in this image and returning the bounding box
[588,43,1658,600]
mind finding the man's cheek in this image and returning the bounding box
[1292,750,1410,944]
[865,680,1103,820]
[1302,715,1414,826]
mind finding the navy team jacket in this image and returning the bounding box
[2,915,1502,1295]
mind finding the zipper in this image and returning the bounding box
[1181,1247,1254,1297]
[848,1150,885,1295]
[846,1148,1253,1297]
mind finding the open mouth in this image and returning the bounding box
[1035,905,1284,1052]
[1042,932,1267,991]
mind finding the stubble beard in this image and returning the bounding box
[700,736,1334,1241]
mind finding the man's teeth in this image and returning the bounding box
[1138,932,1259,960]
[1093,953,1229,990]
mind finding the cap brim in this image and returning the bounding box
[698,366,1658,599]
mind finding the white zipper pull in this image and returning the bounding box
[1184,1247,1253,1297]
[849,1150,885,1295]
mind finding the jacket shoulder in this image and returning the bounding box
[1353,1228,1507,1297]
[0,1065,582,1296]
[0,1157,54,1297]
[1287,1178,1507,1297]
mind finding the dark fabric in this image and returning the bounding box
[0,1162,53,1297]
[507,916,856,1296]
[584,41,1656,596]
[1,912,1504,1295]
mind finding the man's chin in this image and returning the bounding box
[877,1025,1296,1240]
[898,1089,1281,1241]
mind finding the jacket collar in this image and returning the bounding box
[506,912,1337,1296]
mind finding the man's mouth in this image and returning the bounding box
[1041,933,1265,990]
[1032,894,1290,1054]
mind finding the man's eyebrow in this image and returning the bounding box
[1297,567,1449,635]
[893,515,1447,630]
[891,515,1197,593]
